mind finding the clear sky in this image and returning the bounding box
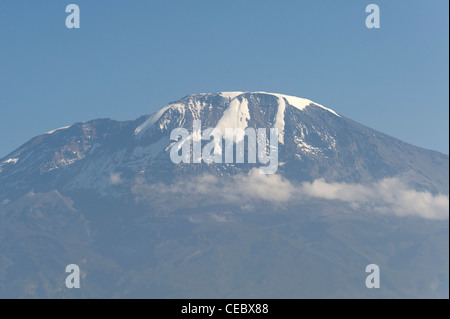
[0,0,448,157]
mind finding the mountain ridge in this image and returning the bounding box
[1,92,448,198]
[0,91,448,298]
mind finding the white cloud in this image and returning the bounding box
[109,172,122,185]
[132,169,449,220]
[300,177,449,220]
[210,213,228,223]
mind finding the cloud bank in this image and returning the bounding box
[133,169,449,220]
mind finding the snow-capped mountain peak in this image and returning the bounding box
[134,92,340,140]
[219,91,340,116]
[0,92,448,201]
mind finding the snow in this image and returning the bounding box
[134,104,181,136]
[2,158,19,165]
[45,126,70,135]
[135,91,339,143]
[217,91,340,117]
[294,136,321,155]
[274,96,286,144]
[188,99,203,120]
[306,100,340,117]
[47,154,83,172]
[220,92,244,100]
[253,92,341,117]
[215,97,250,142]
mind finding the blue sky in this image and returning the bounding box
[0,0,448,157]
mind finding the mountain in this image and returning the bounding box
[0,92,448,298]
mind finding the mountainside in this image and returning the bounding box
[1,92,447,199]
[0,92,448,298]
